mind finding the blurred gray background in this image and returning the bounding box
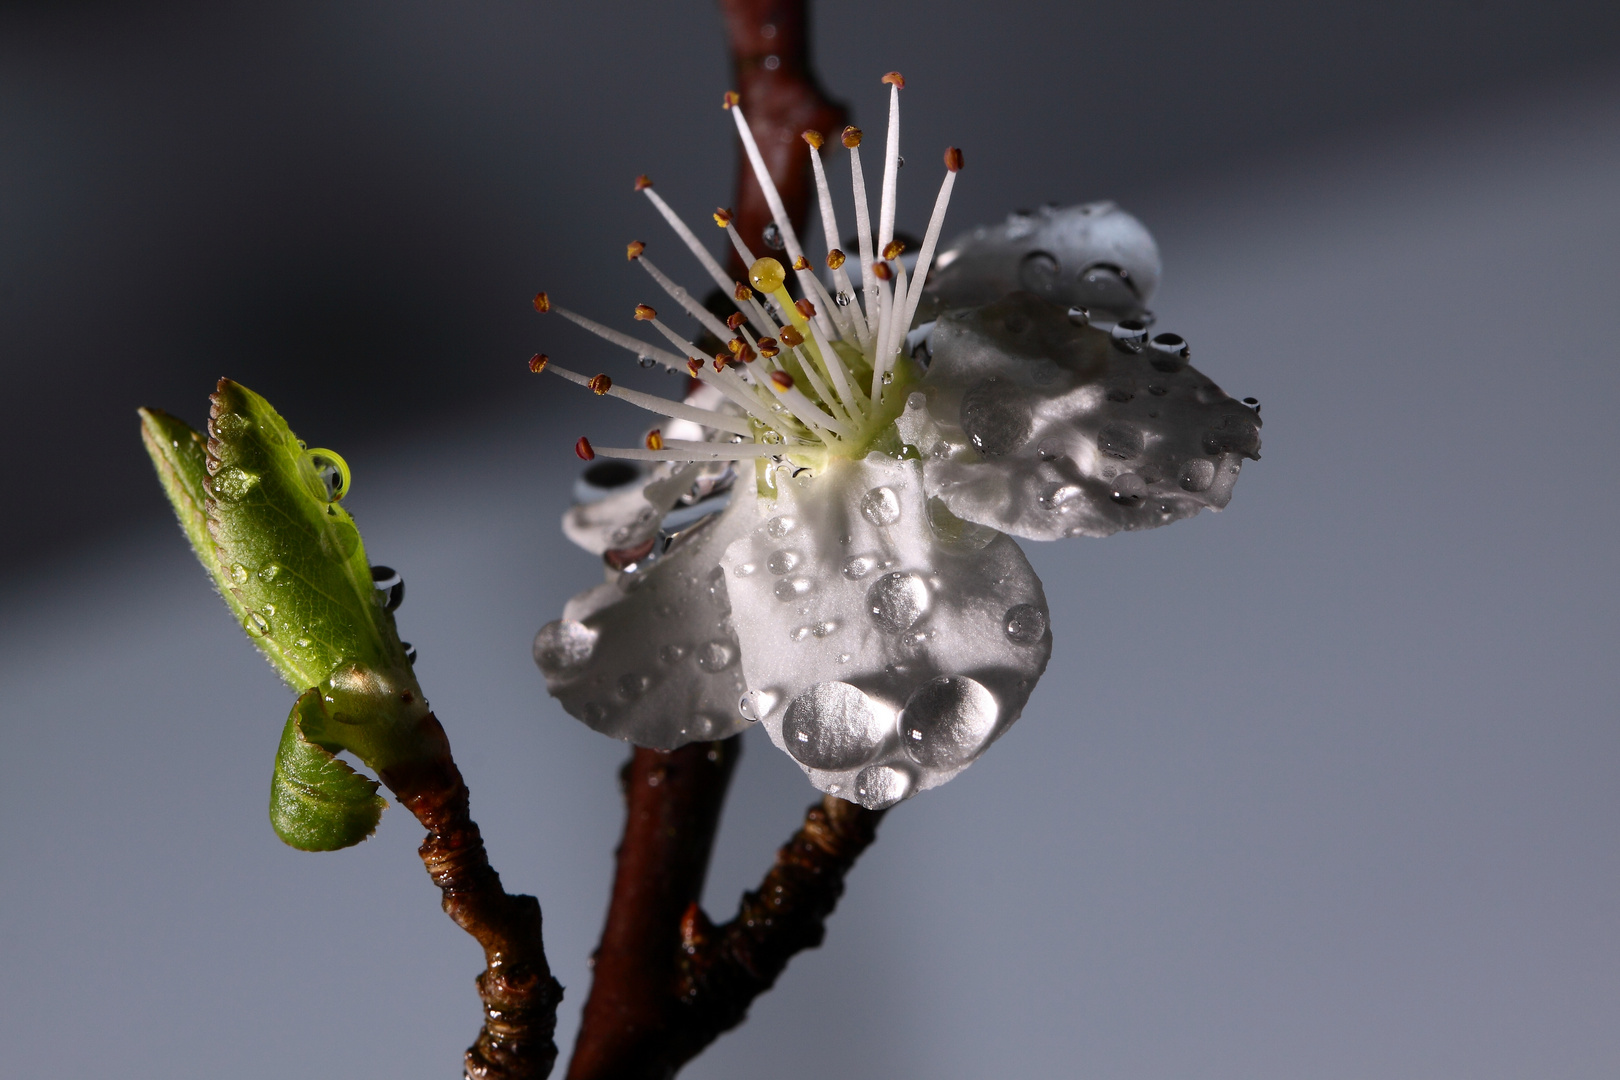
[3,1,1618,1077]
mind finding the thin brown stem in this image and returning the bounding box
[381,714,564,1080]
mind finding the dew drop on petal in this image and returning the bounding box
[617,672,650,700]
[767,549,800,575]
[843,555,877,579]
[695,639,737,672]
[582,702,607,725]
[1004,604,1048,645]
[860,486,901,526]
[734,562,757,577]
[774,577,813,602]
[867,572,930,633]
[766,515,797,539]
[901,676,999,769]
[257,563,280,583]
[960,377,1032,457]
[790,625,812,641]
[1097,423,1144,460]
[781,682,888,770]
[855,764,912,809]
[533,619,598,676]
[1110,472,1147,505]
[1179,458,1216,492]
[658,643,687,664]
[812,620,838,638]
[738,689,776,721]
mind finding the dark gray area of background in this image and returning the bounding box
[3,2,1618,1077]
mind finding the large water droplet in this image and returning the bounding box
[767,549,800,575]
[854,764,911,809]
[867,572,930,633]
[1179,458,1216,492]
[533,619,598,677]
[774,577,813,602]
[1111,319,1148,352]
[210,465,258,501]
[305,449,351,502]
[229,563,249,585]
[1018,250,1061,296]
[244,611,270,636]
[1074,263,1139,313]
[370,565,405,611]
[861,486,901,526]
[1149,332,1189,371]
[901,676,999,769]
[1097,423,1144,459]
[781,682,888,770]
[1110,472,1146,505]
[1004,603,1048,645]
[960,377,1031,457]
[695,639,736,672]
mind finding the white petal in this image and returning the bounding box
[907,292,1261,541]
[720,455,1051,808]
[536,496,758,749]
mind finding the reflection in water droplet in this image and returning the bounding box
[781,682,887,770]
[1111,319,1149,352]
[855,764,911,809]
[617,672,650,700]
[245,611,270,636]
[1110,473,1147,505]
[774,577,813,602]
[860,486,901,526]
[229,563,249,585]
[901,676,999,768]
[305,449,351,502]
[261,603,276,617]
[843,555,876,579]
[960,377,1032,456]
[370,565,405,611]
[1097,423,1144,459]
[1018,250,1061,296]
[867,572,930,632]
[766,515,796,539]
[767,549,800,575]
[533,619,598,676]
[1004,604,1048,645]
[211,466,258,501]
[695,640,736,672]
[1179,458,1216,492]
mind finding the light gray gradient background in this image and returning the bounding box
[2,2,1617,1077]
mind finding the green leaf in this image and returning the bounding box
[139,407,219,574]
[270,689,387,851]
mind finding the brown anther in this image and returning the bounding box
[826,248,847,270]
[687,357,703,376]
[726,312,747,330]
[733,282,753,302]
[882,71,906,88]
[794,298,816,319]
[645,429,663,451]
[792,255,810,271]
[712,355,729,372]
[527,353,549,374]
[722,90,741,110]
[873,261,893,281]
[588,374,612,395]
[626,240,645,260]
[802,129,825,149]
[633,304,657,321]
[727,337,745,355]
[841,126,863,149]
[770,370,795,391]
[944,146,964,172]
[714,207,734,228]
[575,436,595,461]
[778,326,804,347]
[634,174,653,191]
[882,239,906,260]
[737,343,757,364]
[532,291,550,313]
[756,335,778,352]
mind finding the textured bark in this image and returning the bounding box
[717,0,846,278]
[564,740,741,1080]
[381,714,564,1080]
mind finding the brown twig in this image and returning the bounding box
[380,714,564,1080]
[716,0,846,277]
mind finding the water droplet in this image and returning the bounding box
[812,620,838,638]
[229,563,249,585]
[370,565,405,611]
[403,642,417,664]
[835,291,852,307]
[533,619,598,676]
[854,764,911,809]
[766,515,796,539]
[790,625,812,642]
[1179,458,1216,492]
[1110,472,1147,505]
[1149,332,1190,371]
[1097,423,1144,459]
[781,682,888,770]
[901,676,999,768]
[1039,483,1082,511]
[1004,603,1048,645]
[1147,383,1168,396]
[843,555,876,579]
[1018,250,1061,296]
[881,371,894,385]
[695,639,736,672]
[210,465,258,501]
[617,672,650,700]
[1035,441,1063,462]
[257,564,280,583]
[960,377,1032,456]
[582,702,607,725]
[867,572,930,632]
[738,689,776,722]
[658,643,687,664]
[244,611,270,636]
[1067,305,1091,326]
[637,355,657,369]
[762,221,786,251]
[767,549,801,575]
[926,497,998,550]
[774,577,813,602]
[861,486,901,526]
[1075,263,1139,313]
[1106,387,1134,403]
[1111,319,1149,353]
[261,603,276,617]
[304,449,351,502]
[734,562,757,577]
[294,637,312,648]
[211,412,250,438]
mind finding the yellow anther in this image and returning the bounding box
[792,255,810,271]
[528,353,548,373]
[633,304,657,321]
[722,90,740,109]
[881,71,905,88]
[802,129,825,149]
[826,248,846,269]
[646,429,663,451]
[588,374,612,395]
[626,240,645,260]
[532,291,550,313]
[882,239,906,260]
[841,126,862,149]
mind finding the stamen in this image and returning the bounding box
[795,298,816,319]
[714,207,734,227]
[638,255,732,340]
[528,353,549,373]
[792,255,810,271]
[881,71,906,89]
[877,81,902,257]
[727,312,747,330]
[626,240,645,260]
[872,261,893,281]
[575,436,595,460]
[552,304,685,369]
[533,291,551,313]
[635,175,653,191]
[722,90,740,109]
[807,137,865,341]
[633,304,657,321]
[802,129,825,150]
[646,429,663,451]
[592,439,788,463]
[588,373,612,395]
[882,239,906,260]
[826,249,846,269]
[640,187,734,296]
[899,147,963,337]
[770,370,794,391]
[541,360,755,436]
[805,317,862,416]
[846,132,880,334]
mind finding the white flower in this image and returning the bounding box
[530,76,1258,808]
